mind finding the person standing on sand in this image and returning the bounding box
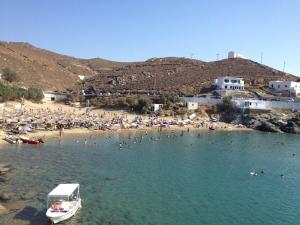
[59,124,64,137]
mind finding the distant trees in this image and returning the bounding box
[216,97,238,114]
[159,93,176,109]
[215,97,239,122]
[0,83,44,103]
[1,67,20,82]
[135,97,152,114]
[86,96,153,114]
[27,87,44,102]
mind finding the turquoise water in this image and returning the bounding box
[1,131,300,225]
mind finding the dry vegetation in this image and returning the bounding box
[0,42,296,93]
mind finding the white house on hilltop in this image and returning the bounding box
[228,51,245,59]
[269,80,300,96]
[78,75,86,81]
[214,76,245,91]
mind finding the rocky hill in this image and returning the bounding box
[0,41,124,90]
[0,41,296,93]
[84,57,297,94]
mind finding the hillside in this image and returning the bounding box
[0,41,296,93]
[0,41,125,90]
[84,57,296,94]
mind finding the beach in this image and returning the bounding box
[0,100,251,145]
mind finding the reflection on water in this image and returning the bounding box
[1,131,300,225]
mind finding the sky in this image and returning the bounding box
[0,0,299,75]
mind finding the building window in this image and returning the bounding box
[271,84,274,88]
[278,85,280,88]
[225,85,227,89]
[285,85,288,88]
[224,79,229,83]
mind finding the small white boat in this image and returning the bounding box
[46,183,81,224]
[3,135,18,144]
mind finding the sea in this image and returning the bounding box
[0,130,300,225]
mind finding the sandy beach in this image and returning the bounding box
[0,101,252,145]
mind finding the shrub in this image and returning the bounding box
[135,97,152,114]
[26,87,44,102]
[126,97,136,108]
[1,67,20,82]
[216,97,238,114]
[159,93,176,109]
[0,83,43,103]
[216,97,239,122]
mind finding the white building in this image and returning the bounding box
[228,51,245,59]
[151,104,163,113]
[269,81,300,96]
[43,91,69,102]
[233,99,271,111]
[78,75,86,81]
[214,76,245,91]
[187,102,198,110]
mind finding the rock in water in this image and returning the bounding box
[0,164,11,174]
[20,191,38,200]
[0,192,11,201]
[0,204,8,215]
[0,176,10,183]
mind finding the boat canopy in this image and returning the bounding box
[48,184,79,197]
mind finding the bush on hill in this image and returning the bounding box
[1,67,20,82]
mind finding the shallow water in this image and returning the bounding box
[1,131,300,225]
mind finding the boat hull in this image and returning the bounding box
[20,138,43,144]
[46,199,81,224]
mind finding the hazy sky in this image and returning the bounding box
[0,0,299,75]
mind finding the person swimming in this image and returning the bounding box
[250,171,258,176]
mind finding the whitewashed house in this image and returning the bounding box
[43,91,69,102]
[269,81,300,96]
[151,104,163,113]
[214,76,245,91]
[78,75,86,81]
[187,102,198,110]
[228,51,245,59]
[233,99,271,111]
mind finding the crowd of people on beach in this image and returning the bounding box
[0,103,246,144]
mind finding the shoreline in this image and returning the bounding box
[0,125,253,145]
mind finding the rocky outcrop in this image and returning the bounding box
[241,112,300,134]
[256,121,282,133]
[0,203,8,215]
[0,164,12,184]
[0,164,11,174]
[0,192,11,201]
